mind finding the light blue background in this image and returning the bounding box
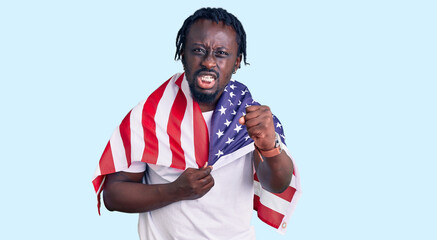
[1,1,436,239]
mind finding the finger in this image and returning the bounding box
[198,174,214,185]
[243,112,265,128]
[202,161,208,169]
[194,167,212,180]
[244,119,264,130]
[245,105,261,113]
[200,177,215,192]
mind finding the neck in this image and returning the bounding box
[198,102,216,112]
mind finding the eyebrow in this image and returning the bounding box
[190,43,229,50]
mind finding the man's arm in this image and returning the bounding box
[103,166,214,213]
[240,105,293,193]
[253,149,293,193]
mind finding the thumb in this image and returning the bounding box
[239,116,245,125]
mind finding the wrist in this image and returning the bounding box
[255,133,283,159]
[166,182,185,202]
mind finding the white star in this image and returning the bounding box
[234,124,243,133]
[245,103,251,108]
[245,135,251,141]
[216,129,224,138]
[225,137,234,144]
[280,134,286,140]
[228,99,234,106]
[231,110,237,115]
[252,100,256,104]
[241,90,246,95]
[230,84,236,90]
[231,79,236,82]
[218,105,227,115]
[242,112,246,116]
[238,100,242,105]
[224,86,228,92]
[215,149,224,158]
[224,119,231,127]
[276,122,282,128]
[230,92,235,98]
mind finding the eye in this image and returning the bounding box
[215,50,229,57]
[192,48,206,55]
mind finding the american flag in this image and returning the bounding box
[93,73,302,234]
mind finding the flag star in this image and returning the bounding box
[280,134,286,140]
[234,124,243,133]
[231,110,237,115]
[276,122,282,128]
[231,79,236,82]
[224,86,228,92]
[245,103,251,108]
[230,92,235,98]
[218,105,227,115]
[215,149,224,157]
[241,90,246,95]
[224,119,231,127]
[230,84,236,90]
[238,100,242,105]
[225,137,234,144]
[228,99,234,106]
[242,112,246,116]
[216,129,224,138]
[245,135,251,141]
[252,100,256,104]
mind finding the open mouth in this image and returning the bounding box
[197,74,217,89]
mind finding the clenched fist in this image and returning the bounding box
[239,105,276,151]
[172,164,215,200]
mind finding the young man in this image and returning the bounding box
[93,7,301,240]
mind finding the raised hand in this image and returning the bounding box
[239,105,276,151]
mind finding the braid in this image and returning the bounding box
[175,7,248,65]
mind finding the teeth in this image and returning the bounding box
[201,75,214,82]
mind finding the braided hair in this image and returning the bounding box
[175,7,248,65]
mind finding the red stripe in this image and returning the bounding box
[254,173,296,202]
[120,111,132,166]
[193,101,209,167]
[92,176,104,193]
[141,79,171,164]
[175,73,184,87]
[273,185,296,202]
[254,195,284,229]
[95,142,116,214]
[99,142,115,175]
[168,89,187,169]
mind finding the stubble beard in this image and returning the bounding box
[188,80,220,104]
[185,65,222,104]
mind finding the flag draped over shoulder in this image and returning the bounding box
[92,73,302,234]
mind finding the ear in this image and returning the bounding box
[180,51,186,65]
[233,54,242,73]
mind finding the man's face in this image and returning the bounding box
[182,19,241,109]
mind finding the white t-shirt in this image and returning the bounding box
[124,111,256,240]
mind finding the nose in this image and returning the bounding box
[201,52,217,69]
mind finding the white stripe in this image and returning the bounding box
[154,75,179,167]
[179,77,197,168]
[213,143,254,170]
[109,126,128,171]
[277,187,302,234]
[253,181,291,214]
[96,176,106,195]
[93,164,101,179]
[290,173,297,189]
[130,100,146,163]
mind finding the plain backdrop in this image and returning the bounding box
[1,1,436,239]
